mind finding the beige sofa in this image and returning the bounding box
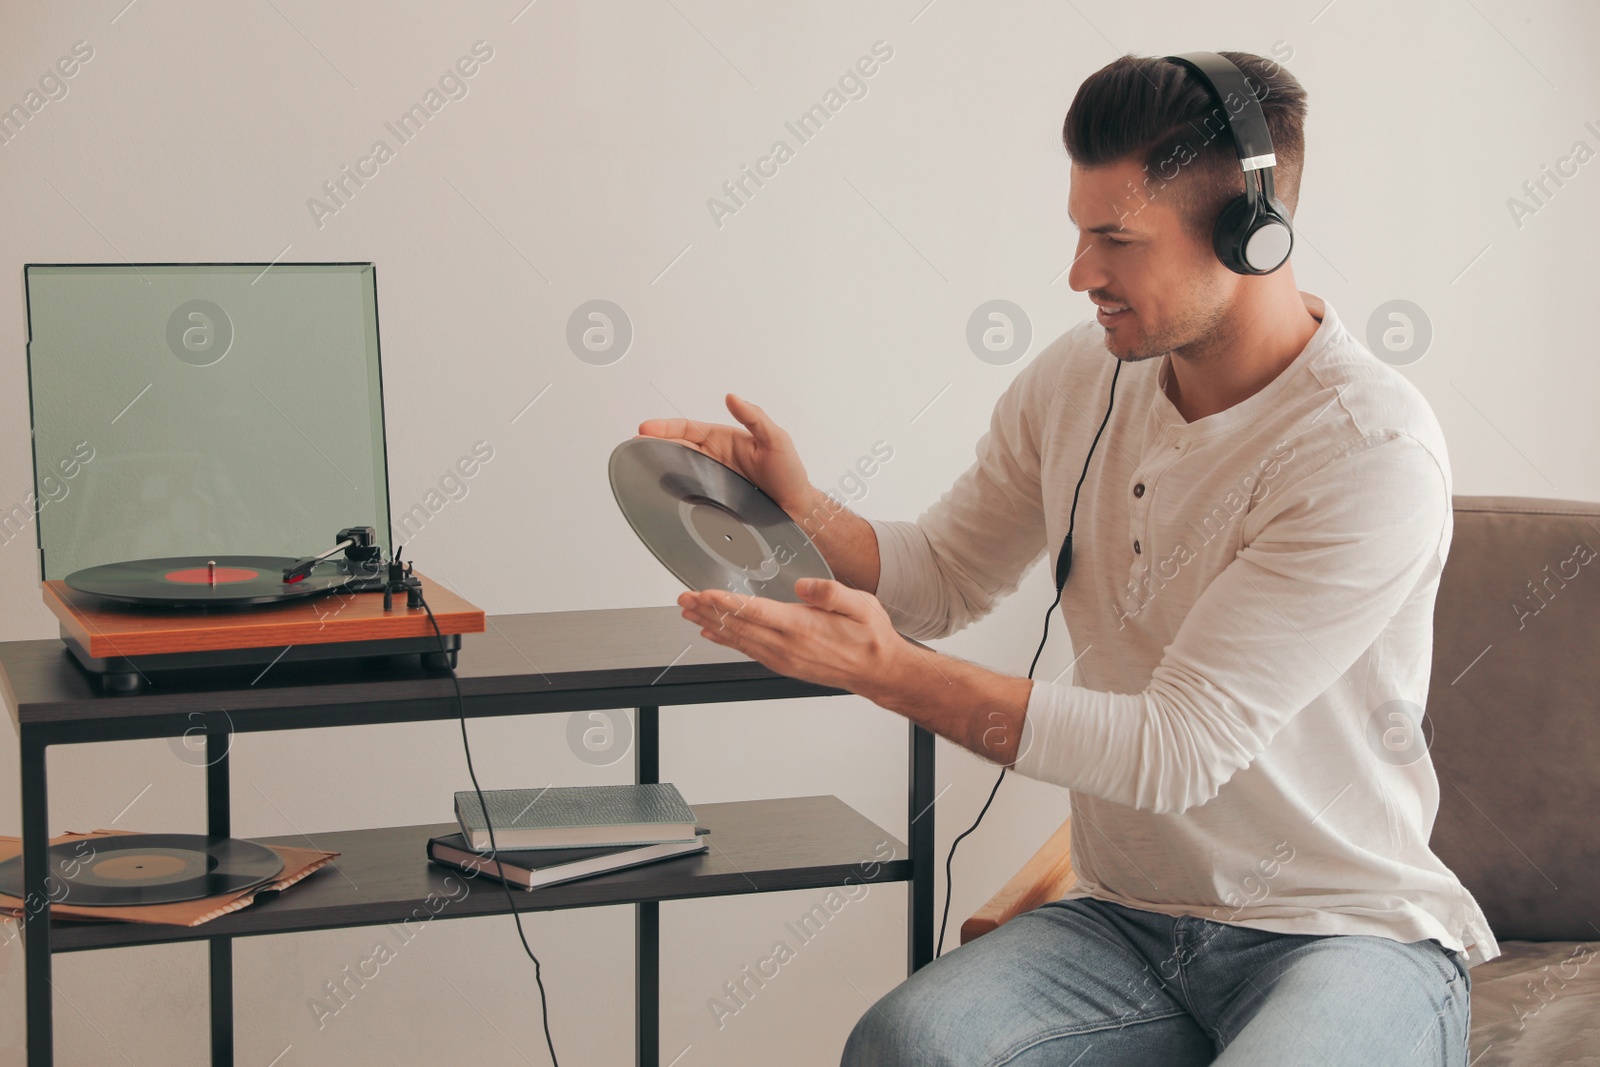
[964,496,1600,1065]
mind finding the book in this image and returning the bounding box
[453,782,698,851]
[426,829,709,891]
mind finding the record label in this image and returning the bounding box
[165,566,262,585]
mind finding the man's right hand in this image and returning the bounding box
[636,393,816,516]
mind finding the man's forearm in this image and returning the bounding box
[780,486,1034,762]
[785,485,881,596]
[864,639,1035,765]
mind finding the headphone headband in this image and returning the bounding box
[1165,52,1277,172]
[1161,51,1295,275]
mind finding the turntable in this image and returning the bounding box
[23,263,486,694]
[43,527,486,694]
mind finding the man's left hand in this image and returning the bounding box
[677,578,906,703]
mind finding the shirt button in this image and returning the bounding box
[1133,482,1145,497]
[1134,540,1142,554]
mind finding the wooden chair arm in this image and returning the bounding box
[960,816,1076,945]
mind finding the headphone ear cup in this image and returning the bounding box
[1246,195,1294,274]
[1211,194,1257,274]
[1242,217,1293,274]
[1212,194,1294,275]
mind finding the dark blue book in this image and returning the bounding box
[426,827,709,891]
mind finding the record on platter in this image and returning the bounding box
[609,437,834,604]
[64,555,353,607]
[0,833,285,907]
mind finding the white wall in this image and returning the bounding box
[1,1,1595,1064]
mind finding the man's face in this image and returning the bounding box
[1066,159,1234,363]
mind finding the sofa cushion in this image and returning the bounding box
[1427,497,1600,941]
[1465,939,1599,1066]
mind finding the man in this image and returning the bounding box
[642,50,1494,1065]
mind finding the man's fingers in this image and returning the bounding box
[636,416,710,442]
[710,586,760,622]
[700,588,790,632]
[635,418,734,463]
[796,577,834,606]
[796,577,866,619]
[725,393,782,448]
[698,614,787,664]
[636,416,688,437]
[634,433,710,463]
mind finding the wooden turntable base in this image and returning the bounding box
[42,571,485,693]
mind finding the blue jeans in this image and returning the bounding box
[841,897,1471,1066]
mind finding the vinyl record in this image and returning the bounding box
[0,833,285,906]
[609,437,833,604]
[64,555,353,607]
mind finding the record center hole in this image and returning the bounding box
[686,501,775,575]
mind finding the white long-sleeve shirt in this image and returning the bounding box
[866,291,1499,967]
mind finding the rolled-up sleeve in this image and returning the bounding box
[1013,432,1449,814]
[865,348,1060,641]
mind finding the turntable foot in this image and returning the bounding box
[101,672,145,695]
[421,650,458,671]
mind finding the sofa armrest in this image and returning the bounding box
[960,816,1077,945]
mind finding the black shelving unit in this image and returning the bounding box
[2,603,936,1066]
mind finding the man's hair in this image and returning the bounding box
[1063,51,1308,248]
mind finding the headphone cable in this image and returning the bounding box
[415,586,560,1066]
[934,358,1121,958]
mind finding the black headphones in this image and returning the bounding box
[1051,52,1293,595]
[937,49,1294,959]
[1164,51,1295,276]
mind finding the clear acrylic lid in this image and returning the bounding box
[22,263,392,581]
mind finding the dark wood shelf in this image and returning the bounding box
[46,795,909,953]
[2,605,850,735]
[7,603,937,1067]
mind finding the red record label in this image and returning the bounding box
[165,566,262,585]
